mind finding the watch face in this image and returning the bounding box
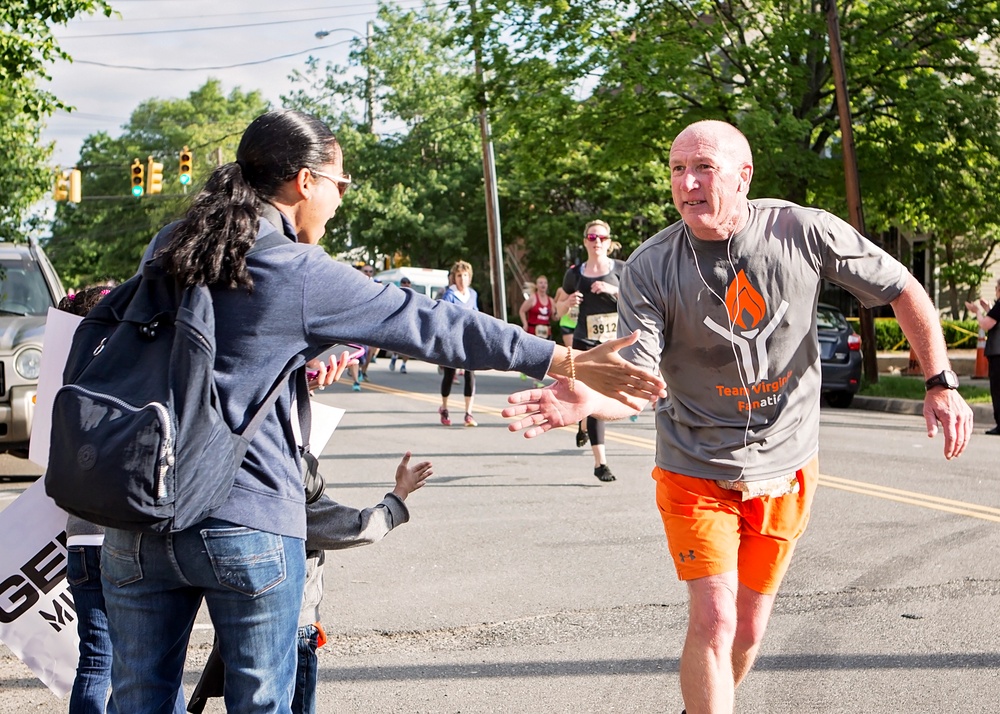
[927,370,959,389]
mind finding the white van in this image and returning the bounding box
[374,266,450,299]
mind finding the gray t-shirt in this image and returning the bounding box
[618,199,909,481]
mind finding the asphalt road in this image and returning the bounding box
[1,359,997,713]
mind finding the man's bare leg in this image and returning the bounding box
[680,575,779,713]
[732,583,777,686]
[680,573,738,714]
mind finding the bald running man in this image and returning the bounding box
[504,119,973,713]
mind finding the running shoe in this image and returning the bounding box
[400,363,407,374]
[352,380,361,392]
[533,381,545,389]
[464,413,478,427]
[576,429,589,447]
[389,355,397,371]
[438,407,451,426]
[594,464,616,482]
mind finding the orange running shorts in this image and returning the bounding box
[653,457,818,594]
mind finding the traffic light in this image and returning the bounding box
[147,156,164,195]
[53,171,70,202]
[68,169,82,204]
[179,146,193,185]
[130,159,144,197]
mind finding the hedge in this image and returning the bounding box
[845,317,979,351]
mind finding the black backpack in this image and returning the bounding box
[44,229,303,533]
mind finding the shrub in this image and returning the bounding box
[846,318,979,351]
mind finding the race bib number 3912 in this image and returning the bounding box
[586,313,618,342]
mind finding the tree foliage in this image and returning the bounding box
[42,0,1000,314]
[284,3,492,281]
[446,0,1000,303]
[0,0,113,241]
[47,80,271,287]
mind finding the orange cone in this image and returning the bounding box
[975,329,989,379]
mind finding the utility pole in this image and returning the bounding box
[469,0,507,321]
[365,21,375,133]
[826,0,879,383]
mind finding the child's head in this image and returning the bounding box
[58,286,113,317]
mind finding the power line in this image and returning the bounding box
[63,14,366,38]
[73,38,356,71]
[60,1,442,39]
[70,1,387,24]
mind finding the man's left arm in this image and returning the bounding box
[890,274,974,459]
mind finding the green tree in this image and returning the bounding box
[47,80,271,286]
[0,0,113,241]
[451,0,1000,299]
[284,3,498,300]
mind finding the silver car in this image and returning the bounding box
[0,241,66,457]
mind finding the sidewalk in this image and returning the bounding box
[855,350,993,424]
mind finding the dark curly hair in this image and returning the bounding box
[57,285,114,317]
[158,110,341,291]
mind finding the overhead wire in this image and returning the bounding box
[60,0,446,38]
[73,38,358,71]
[69,1,393,24]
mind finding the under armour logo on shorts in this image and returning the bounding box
[678,550,696,563]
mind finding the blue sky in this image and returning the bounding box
[43,0,413,167]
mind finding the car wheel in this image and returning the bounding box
[825,391,854,408]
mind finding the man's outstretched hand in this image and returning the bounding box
[503,376,640,439]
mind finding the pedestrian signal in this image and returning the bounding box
[130,159,144,197]
[54,171,70,202]
[147,156,164,195]
[179,146,193,185]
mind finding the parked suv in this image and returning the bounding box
[817,302,862,408]
[0,241,66,457]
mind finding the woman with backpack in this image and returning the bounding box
[96,110,663,713]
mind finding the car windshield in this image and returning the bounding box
[0,258,55,316]
[816,307,845,330]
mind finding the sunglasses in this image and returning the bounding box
[312,169,352,197]
[585,233,611,242]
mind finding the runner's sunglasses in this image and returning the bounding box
[585,233,611,242]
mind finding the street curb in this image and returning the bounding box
[851,395,993,424]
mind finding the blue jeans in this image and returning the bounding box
[101,519,306,714]
[67,545,111,714]
[291,624,319,714]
